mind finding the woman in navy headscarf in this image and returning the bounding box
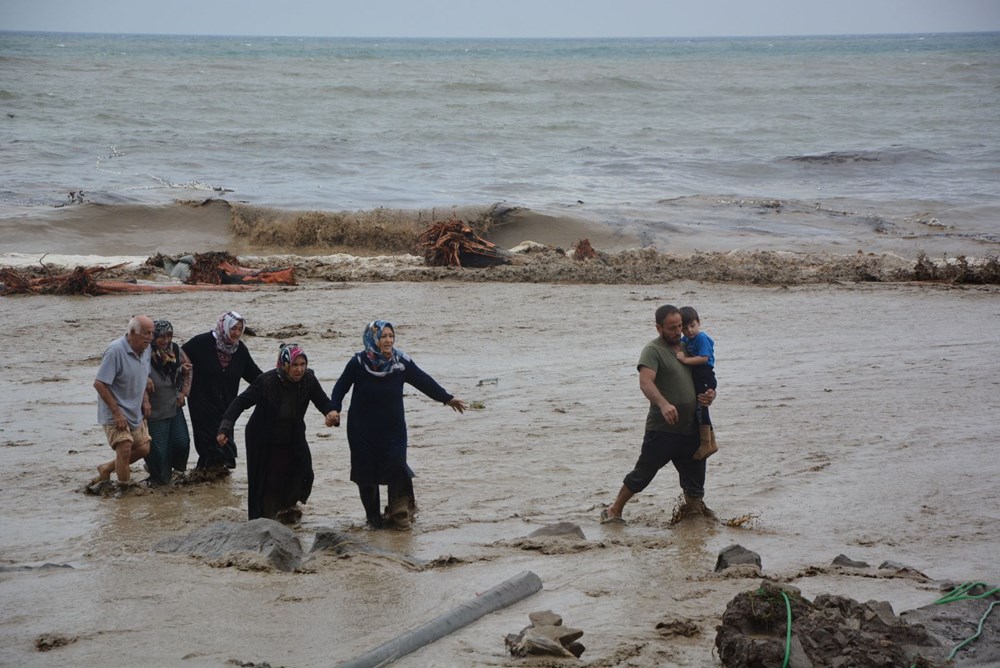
[329,320,466,529]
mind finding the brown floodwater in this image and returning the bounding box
[1,280,998,666]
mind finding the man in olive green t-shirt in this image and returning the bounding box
[600,305,716,524]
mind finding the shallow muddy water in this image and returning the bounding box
[1,280,998,666]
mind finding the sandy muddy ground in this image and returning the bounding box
[1,278,999,666]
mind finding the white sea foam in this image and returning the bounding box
[0,253,149,268]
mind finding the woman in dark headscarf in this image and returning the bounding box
[217,344,338,522]
[145,320,193,485]
[329,320,466,529]
[181,311,262,472]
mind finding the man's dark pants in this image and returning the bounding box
[622,428,705,499]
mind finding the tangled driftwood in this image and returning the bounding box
[416,219,511,268]
[1,252,295,296]
[0,263,129,295]
[571,238,598,260]
[184,251,296,285]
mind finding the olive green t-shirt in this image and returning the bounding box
[638,336,697,434]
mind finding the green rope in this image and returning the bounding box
[947,600,999,661]
[933,581,1000,605]
[754,587,794,668]
[931,582,1000,662]
[769,581,999,668]
[780,590,792,668]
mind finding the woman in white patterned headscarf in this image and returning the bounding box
[181,311,262,472]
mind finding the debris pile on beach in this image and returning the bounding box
[0,262,130,295]
[174,251,296,285]
[1,254,296,296]
[4,246,1000,294]
[571,238,598,260]
[417,218,512,268]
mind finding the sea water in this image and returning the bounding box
[1,31,998,253]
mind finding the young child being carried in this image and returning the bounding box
[677,306,718,459]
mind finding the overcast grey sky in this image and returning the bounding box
[2,0,999,38]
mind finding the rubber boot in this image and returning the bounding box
[693,424,718,460]
[275,506,302,525]
[385,496,412,530]
[358,485,383,528]
[682,493,717,520]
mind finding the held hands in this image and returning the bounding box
[697,388,717,407]
[216,432,228,447]
[325,411,340,428]
[447,398,467,414]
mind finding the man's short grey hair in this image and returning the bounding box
[127,316,144,335]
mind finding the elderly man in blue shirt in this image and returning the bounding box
[93,315,155,485]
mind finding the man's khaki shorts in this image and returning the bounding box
[103,420,151,450]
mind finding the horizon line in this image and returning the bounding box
[3,28,998,41]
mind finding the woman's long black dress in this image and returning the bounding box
[328,352,453,487]
[182,331,262,469]
[219,368,333,520]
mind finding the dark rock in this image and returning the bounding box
[83,478,152,497]
[877,561,931,581]
[566,640,586,658]
[831,554,870,569]
[153,518,304,572]
[714,580,972,667]
[310,529,374,555]
[527,522,586,540]
[655,615,700,637]
[715,544,762,572]
[531,624,584,645]
[516,630,574,657]
[901,584,1000,667]
[35,633,77,652]
[309,527,426,569]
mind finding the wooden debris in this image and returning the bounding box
[1,253,293,296]
[417,219,512,268]
[185,251,296,285]
[0,263,128,295]
[96,281,262,294]
[572,238,598,260]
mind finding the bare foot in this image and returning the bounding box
[95,462,114,482]
[600,508,626,525]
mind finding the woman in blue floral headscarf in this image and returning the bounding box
[329,320,466,529]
